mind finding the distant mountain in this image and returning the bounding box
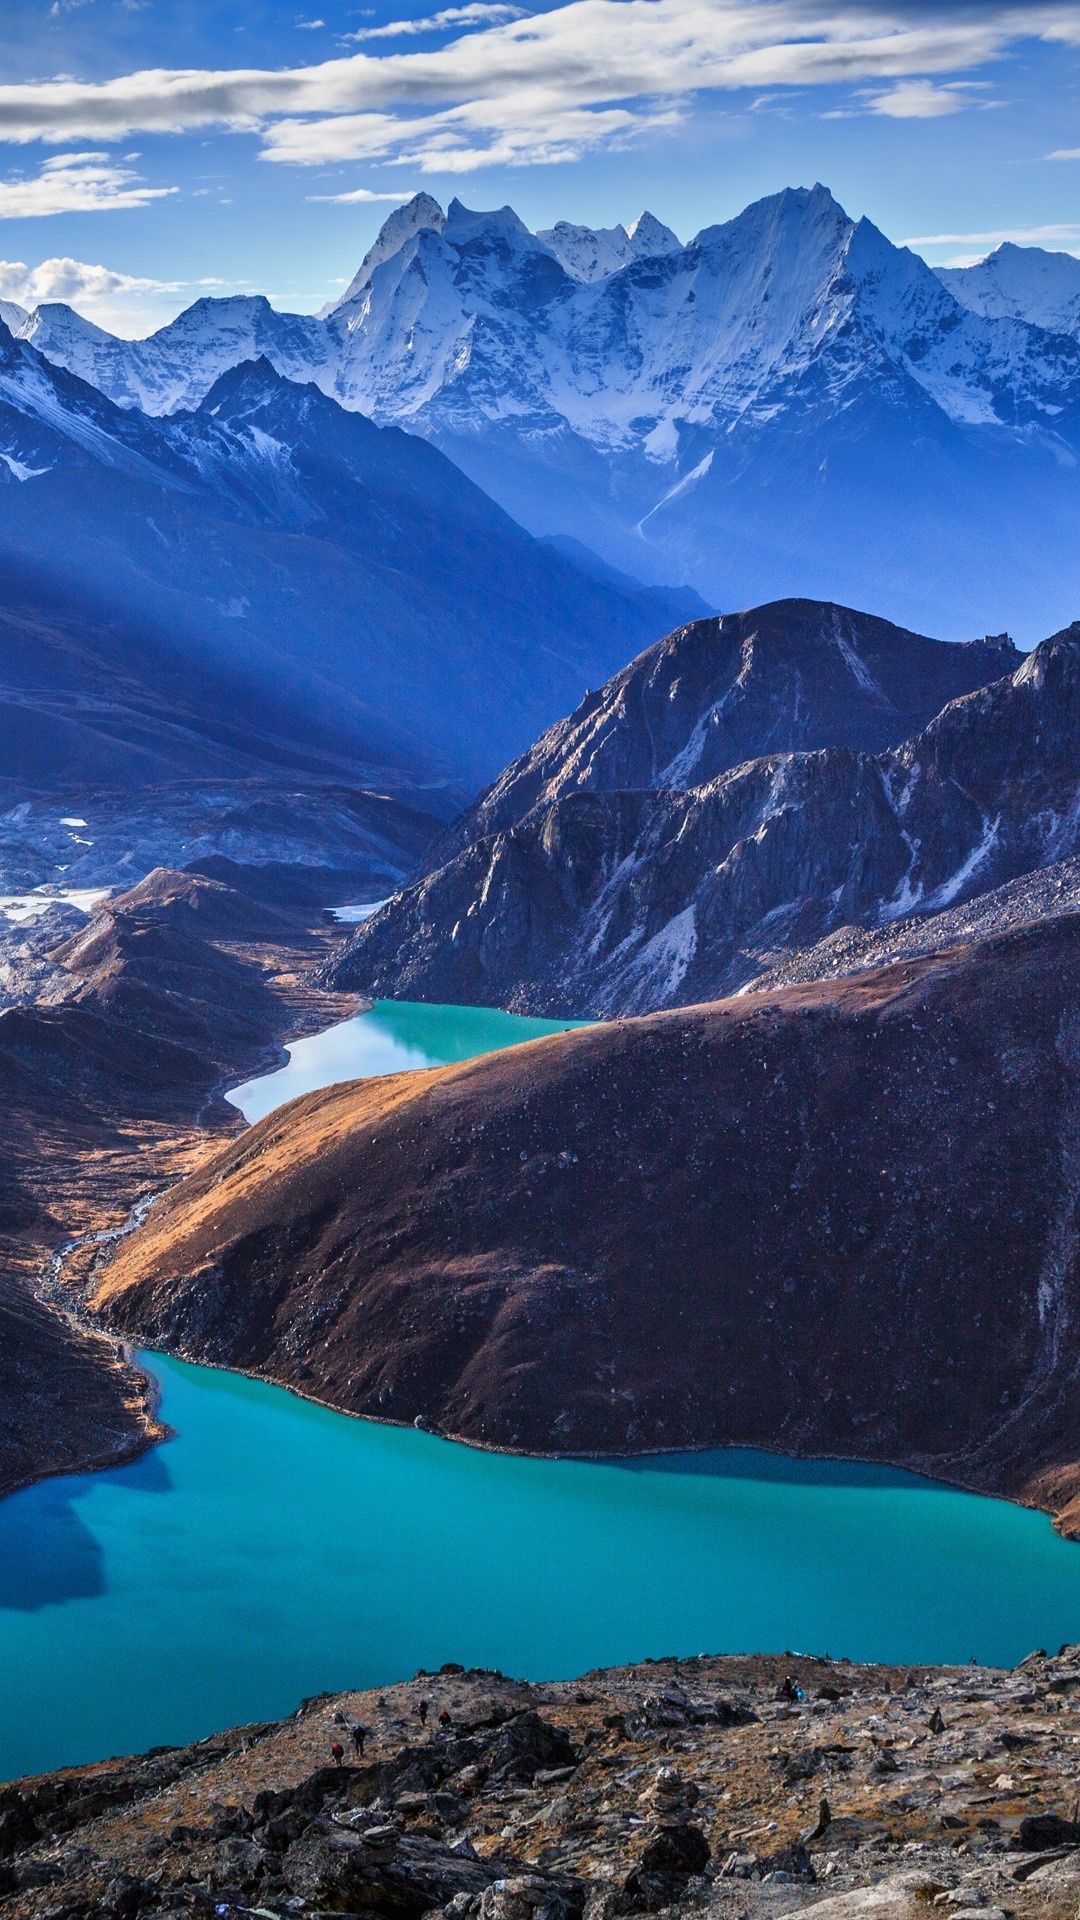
[19,184,1080,639]
[938,243,1080,339]
[439,599,1018,858]
[535,210,680,282]
[0,322,695,792]
[326,613,1080,1016]
[15,296,333,417]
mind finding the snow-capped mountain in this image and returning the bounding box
[0,318,691,791]
[15,295,333,417]
[15,184,1080,638]
[939,243,1080,340]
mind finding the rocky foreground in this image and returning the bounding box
[8,1650,1080,1919]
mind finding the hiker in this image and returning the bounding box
[351,1723,369,1758]
[418,1698,429,1727]
[779,1675,801,1702]
[331,1740,345,1767]
[438,1708,452,1730]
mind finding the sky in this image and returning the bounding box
[0,0,1076,333]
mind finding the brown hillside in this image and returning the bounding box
[94,913,1080,1529]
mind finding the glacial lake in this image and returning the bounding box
[226,996,590,1123]
[3,999,1080,1783]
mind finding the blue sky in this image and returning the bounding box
[0,0,1076,331]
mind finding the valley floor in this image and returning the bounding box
[5,1649,1080,1918]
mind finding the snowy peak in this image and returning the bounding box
[938,242,1080,340]
[537,219,636,281]
[326,191,446,312]
[443,197,537,248]
[537,210,680,281]
[329,618,1080,1019]
[0,299,30,337]
[627,211,680,257]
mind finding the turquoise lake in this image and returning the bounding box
[225,997,590,1123]
[3,1000,1079,1784]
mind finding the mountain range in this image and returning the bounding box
[326,597,1080,1016]
[10,185,1080,640]
[0,319,695,802]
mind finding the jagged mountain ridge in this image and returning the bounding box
[326,615,1080,1016]
[437,600,1019,860]
[16,184,1080,637]
[0,321,695,790]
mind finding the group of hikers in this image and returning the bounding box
[329,1696,454,1766]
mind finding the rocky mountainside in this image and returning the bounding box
[19,185,1080,637]
[0,866,360,1503]
[8,1650,1080,1920]
[436,600,1018,860]
[96,914,1080,1531]
[0,323,690,791]
[939,243,1080,338]
[325,618,1079,1017]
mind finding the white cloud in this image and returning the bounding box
[296,17,326,26]
[0,1,1074,174]
[864,79,976,117]
[1048,147,1080,160]
[0,253,193,332]
[903,223,1080,253]
[306,184,419,200]
[345,5,527,41]
[0,151,176,217]
[0,255,183,306]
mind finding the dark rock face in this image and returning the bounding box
[327,624,1080,1017]
[98,914,1080,1527]
[1011,1813,1080,1850]
[282,1819,504,1915]
[437,600,1018,859]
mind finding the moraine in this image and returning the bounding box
[2,999,1079,1785]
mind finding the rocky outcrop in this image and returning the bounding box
[8,1651,1080,1920]
[326,624,1080,1017]
[96,914,1080,1528]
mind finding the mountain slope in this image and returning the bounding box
[326,620,1080,1015]
[25,185,1080,638]
[95,914,1080,1527]
[0,324,693,790]
[440,599,1019,857]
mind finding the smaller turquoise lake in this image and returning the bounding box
[2,999,1078,1784]
[226,999,589,1123]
